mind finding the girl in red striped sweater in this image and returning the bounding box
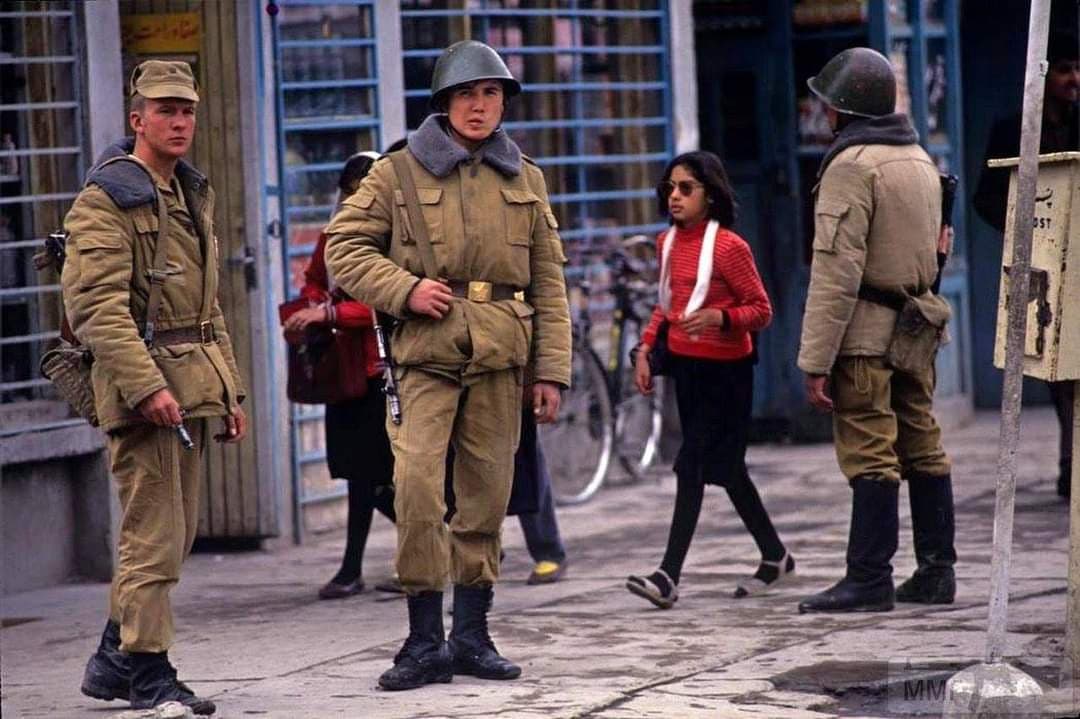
[626,151,795,609]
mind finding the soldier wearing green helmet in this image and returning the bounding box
[807,46,897,119]
[429,39,522,110]
[325,40,571,690]
[796,48,957,615]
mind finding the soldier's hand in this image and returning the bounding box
[138,388,183,427]
[532,381,562,424]
[407,278,453,319]
[804,373,833,413]
[634,344,654,395]
[216,407,247,443]
[937,224,954,256]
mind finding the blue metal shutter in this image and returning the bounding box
[267,0,384,537]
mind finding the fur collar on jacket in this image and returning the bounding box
[86,138,206,209]
[817,113,919,178]
[407,114,522,179]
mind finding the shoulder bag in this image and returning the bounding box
[280,293,368,405]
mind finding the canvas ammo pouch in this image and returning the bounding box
[40,341,99,426]
[858,285,950,374]
[32,229,99,426]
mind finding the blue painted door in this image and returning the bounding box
[695,1,811,436]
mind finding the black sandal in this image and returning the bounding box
[626,569,678,609]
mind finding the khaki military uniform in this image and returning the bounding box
[325,121,571,594]
[797,143,951,483]
[62,149,245,652]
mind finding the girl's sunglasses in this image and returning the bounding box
[659,179,705,197]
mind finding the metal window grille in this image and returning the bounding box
[268,0,383,528]
[400,0,674,285]
[0,1,87,436]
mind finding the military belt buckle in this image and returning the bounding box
[513,291,525,302]
[199,320,214,344]
[467,281,493,302]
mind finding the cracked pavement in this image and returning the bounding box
[2,408,1076,718]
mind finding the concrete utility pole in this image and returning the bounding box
[1070,402,1079,682]
[944,0,1052,714]
[1069,0,1080,684]
[983,2,1053,666]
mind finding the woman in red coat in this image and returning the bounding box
[626,151,794,608]
[283,152,397,599]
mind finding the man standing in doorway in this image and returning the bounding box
[796,48,957,614]
[975,28,1078,499]
[66,60,246,714]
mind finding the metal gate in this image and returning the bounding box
[0,1,88,435]
[269,1,675,541]
[400,1,675,280]
[266,0,384,540]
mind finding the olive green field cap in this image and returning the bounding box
[129,60,200,102]
[430,40,521,106]
[808,47,895,118]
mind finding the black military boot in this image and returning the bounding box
[378,591,453,691]
[449,584,521,680]
[896,472,956,604]
[798,477,898,613]
[81,620,130,701]
[129,652,216,715]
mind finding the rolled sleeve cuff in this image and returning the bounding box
[797,356,835,377]
[391,276,425,319]
[124,378,170,412]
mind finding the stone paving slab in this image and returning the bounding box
[1,408,1076,718]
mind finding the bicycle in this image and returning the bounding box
[541,237,664,506]
[607,237,665,481]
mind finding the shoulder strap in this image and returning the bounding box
[142,188,171,346]
[388,151,440,281]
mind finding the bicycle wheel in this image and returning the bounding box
[540,343,614,505]
[614,320,665,475]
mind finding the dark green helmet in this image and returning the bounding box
[430,40,521,109]
[807,47,896,118]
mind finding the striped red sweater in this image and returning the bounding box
[641,221,772,361]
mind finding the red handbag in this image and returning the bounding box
[279,298,368,404]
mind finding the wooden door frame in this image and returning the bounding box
[236,0,285,540]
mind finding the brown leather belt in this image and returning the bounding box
[148,320,216,347]
[447,280,524,303]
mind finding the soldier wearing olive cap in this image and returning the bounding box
[68,60,245,715]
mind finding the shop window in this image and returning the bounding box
[0,1,86,431]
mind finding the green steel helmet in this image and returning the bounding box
[430,40,521,109]
[807,47,897,118]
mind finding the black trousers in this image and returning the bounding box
[670,354,754,487]
[325,379,395,583]
[659,354,785,583]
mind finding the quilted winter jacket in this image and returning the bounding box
[798,142,943,375]
[61,141,245,431]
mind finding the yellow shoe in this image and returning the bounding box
[527,560,565,585]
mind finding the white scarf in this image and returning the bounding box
[658,219,719,315]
